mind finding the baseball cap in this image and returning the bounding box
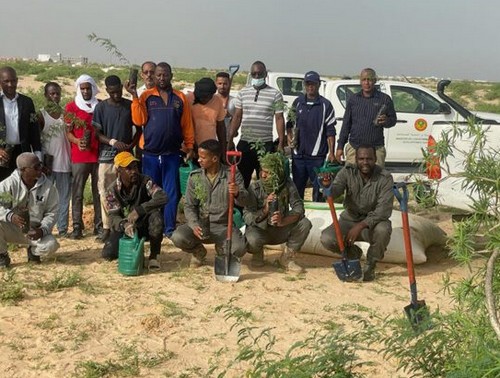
[114,151,139,168]
[304,71,321,83]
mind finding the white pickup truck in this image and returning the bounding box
[264,72,500,210]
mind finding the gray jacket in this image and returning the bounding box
[0,170,59,236]
[185,165,249,229]
[331,165,393,228]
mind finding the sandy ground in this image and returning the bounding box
[0,203,479,378]
[0,75,480,377]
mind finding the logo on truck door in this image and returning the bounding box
[414,118,428,131]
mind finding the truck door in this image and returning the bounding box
[384,84,456,163]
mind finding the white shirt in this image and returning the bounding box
[2,93,20,145]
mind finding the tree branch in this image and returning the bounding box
[485,248,500,340]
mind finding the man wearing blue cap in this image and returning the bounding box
[286,71,336,201]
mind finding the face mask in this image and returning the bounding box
[251,78,265,87]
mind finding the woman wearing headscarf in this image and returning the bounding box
[65,74,103,239]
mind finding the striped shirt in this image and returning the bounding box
[337,90,396,150]
[235,85,283,142]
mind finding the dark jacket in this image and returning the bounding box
[105,174,168,231]
[0,93,42,153]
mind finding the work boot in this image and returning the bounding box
[27,247,41,264]
[69,228,83,240]
[189,245,207,268]
[0,252,11,268]
[250,250,265,268]
[95,229,110,242]
[276,247,305,273]
[363,261,377,282]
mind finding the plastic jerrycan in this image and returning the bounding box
[118,233,146,276]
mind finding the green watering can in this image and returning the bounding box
[179,159,195,196]
[118,233,145,276]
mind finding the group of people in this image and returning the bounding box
[0,61,397,281]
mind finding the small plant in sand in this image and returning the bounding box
[0,270,24,304]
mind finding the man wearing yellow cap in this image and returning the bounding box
[101,151,167,269]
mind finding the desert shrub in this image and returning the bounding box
[448,81,475,98]
[363,118,500,377]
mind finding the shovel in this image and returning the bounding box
[214,150,242,282]
[318,165,362,282]
[393,182,431,330]
[326,195,363,282]
[228,64,240,82]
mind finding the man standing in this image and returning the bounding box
[171,139,248,267]
[137,61,156,97]
[188,78,226,149]
[101,151,166,269]
[93,75,140,242]
[38,82,72,237]
[135,61,156,169]
[128,62,194,237]
[0,66,42,181]
[336,68,396,167]
[215,71,235,137]
[0,153,59,267]
[228,61,285,188]
[320,146,393,281]
[244,152,312,272]
[286,71,336,201]
[65,74,102,239]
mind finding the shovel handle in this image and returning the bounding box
[393,182,418,303]
[326,196,346,254]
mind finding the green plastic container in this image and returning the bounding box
[179,160,195,196]
[233,208,244,229]
[118,233,145,276]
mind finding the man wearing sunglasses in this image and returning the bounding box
[0,152,60,268]
[227,61,286,188]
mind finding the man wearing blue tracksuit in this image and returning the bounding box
[286,71,336,202]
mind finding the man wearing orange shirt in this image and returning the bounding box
[188,78,226,151]
[127,62,194,237]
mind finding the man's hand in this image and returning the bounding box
[27,227,43,241]
[345,222,367,247]
[78,138,87,151]
[127,209,139,224]
[327,151,336,163]
[11,213,26,230]
[227,140,235,151]
[124,80,138,98]
[270,211,283,227]
[0,148,10,161]
[193,226,204,240]
[277,142,285,153]
[185,149,195,161]
[124,222,135,237]
[228,182,239,198]
[113,141,128,152]
[335,148,344,163]
[377,114,388,126]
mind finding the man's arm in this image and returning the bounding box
[134,178,168,217]
[228,107,242,148]
[275,112,285,151]
[184,173,202,230]
[242,183,268,229]
[382,97,397,129]
[39,183,59,237]
[216,120,227,153]
[179,92,195,155]
[336,99,353,161]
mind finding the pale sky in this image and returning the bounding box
[1,0,499,81]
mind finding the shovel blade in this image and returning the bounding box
[404,300,431,331]
[332,259,363,282]
[214,254,241,283]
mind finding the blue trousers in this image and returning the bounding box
[292,157,324,202]
[142,153,181,236]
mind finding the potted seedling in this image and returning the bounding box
[192,175,210,240]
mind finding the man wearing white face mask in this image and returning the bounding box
[228,61,285,188]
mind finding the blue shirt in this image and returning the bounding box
[337,90,396,150]
[287,94,336,158]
